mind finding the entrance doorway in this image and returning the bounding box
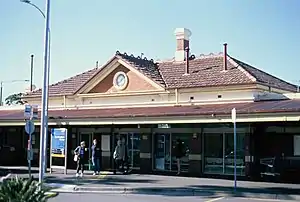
[115,133,140,170]
[154,133,190,172]
[79,132,102,170]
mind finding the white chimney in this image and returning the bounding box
[174,28,192,62]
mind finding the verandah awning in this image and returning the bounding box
[0,99,299,126]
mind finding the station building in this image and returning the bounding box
[0,28,300,182]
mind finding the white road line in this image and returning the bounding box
[205,197,225,202]
[235,198,284,201]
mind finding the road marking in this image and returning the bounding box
[205,197,225,202]
[235,198,283,201]
[98,171,109,179]
[45,191,58,198]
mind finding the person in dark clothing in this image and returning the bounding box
[74,141,88,177]
[91,139,101,175]
[173,138,185,175]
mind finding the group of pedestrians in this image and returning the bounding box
[74,139,101,177]
[73,137,129,177]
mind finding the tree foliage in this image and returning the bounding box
[5,93,26,106]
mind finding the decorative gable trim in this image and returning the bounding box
[117,59,165,91]
[76,57,165,95]
[77,58,120,94]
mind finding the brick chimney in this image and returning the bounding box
[174,28,192,62]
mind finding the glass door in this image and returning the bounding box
[127,133,140,169]
[203,132,245,176]
[79,132,92,170]
[224,133,245,175]
[154,133,171,170]
[203,133,224,174]
[117,133,141,170]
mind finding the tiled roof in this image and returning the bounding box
[158,54,254,89]
[26,51,297,97]
[115,51,165,87]
[158,54,297,91]
[230,57,296,92]
[29,68,99,96]
[1,99,300,120]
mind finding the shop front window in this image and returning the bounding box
[203,133,223,174]
[203,133,245,176]
[154,133,191,172]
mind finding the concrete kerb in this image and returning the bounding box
[69,186,300,200]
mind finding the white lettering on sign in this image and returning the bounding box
[54,135,65,141]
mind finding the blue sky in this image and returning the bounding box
[1,0,300,100]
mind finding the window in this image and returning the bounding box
[203,132,245,176]
[154,133,192,172]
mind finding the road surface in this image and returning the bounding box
[49,193,295,202]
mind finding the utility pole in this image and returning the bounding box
[30,54,34,91]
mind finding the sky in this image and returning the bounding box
[0,0,300,101]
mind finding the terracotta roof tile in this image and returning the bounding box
[230,57,297,92]
[26,51,297,97]
[115,51,165,87]
[158,54,255,88]
[1,99,300,120]
[27,68,99,97]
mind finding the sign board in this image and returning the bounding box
[231,108,236,123]
[158,124,170,128]
[51,128,67,158]
[25,121,35,135]
[32,105,38,119]
[24,105,32,120]
[50,128,68,174]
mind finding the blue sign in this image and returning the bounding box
[51,128,67,158]
[25,120,35,135]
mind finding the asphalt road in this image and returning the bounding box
[49,193,295,202]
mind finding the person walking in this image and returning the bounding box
[74,141,88,177]
[91,139,101,175]
[173,138,185,175]
[113,139,125,174]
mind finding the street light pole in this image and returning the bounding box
[21,0,51,183]
[0,82,3,106]
[30,54,34,91]
[38,0,51,185]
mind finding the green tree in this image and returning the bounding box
[0,176,54,202]
[5,93,26,105]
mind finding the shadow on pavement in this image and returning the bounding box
[45,175,158,186]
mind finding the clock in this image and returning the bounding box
[113,71,128,90]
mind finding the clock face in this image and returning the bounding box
[116,74,126,87]
[113,72,128,90]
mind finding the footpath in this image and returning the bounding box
[1,166,300,200]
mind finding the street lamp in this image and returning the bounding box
[21,0,51,185]
[20,0,51,93]
[0,80,30,106]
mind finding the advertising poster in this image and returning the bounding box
[51,128,67,158]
